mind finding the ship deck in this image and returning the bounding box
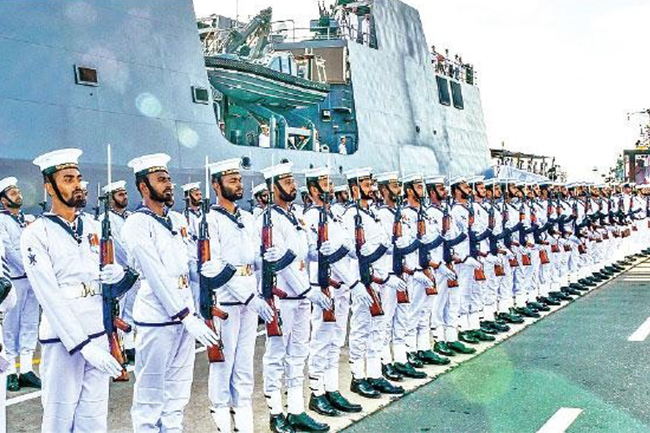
[7,258,650,432]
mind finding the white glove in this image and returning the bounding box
[465,257,482,269]
[80,344,123,378]
[250,297,274,323]
[200,260,222,278]
[437,265,456,280]
[395,236,411,250]
[351,284,373,309]
[359,243,374,257]
[99,264,125,285]
[413,271,432,287]
[420,233,437,245]
[343,237,356,255]
[264,246,287,263]
[319,240,334,256]
[386,275,407,292]
[484,255,498,264]
[307,289,332,311]
[182,315,220,347]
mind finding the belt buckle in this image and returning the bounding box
[298,260,306,271]
[178,275,189,290]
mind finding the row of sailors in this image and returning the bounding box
[0,148,648,433]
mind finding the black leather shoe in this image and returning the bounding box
[382,363,404,382]
[586,275,602,283]
[325,391,362,413]
[448,341,476,354]
[538,296,560,306]
[270,414,295,433]
[604,266,618,273]
[600,268,614,276]
[514,307,540,318]
[393,362,427,379]
[527,301,550,312]
[484,320,510,332]
[549,291,573,301]
[368,377,405,394]
[18,371,41,389]
[287,412,330,432]
[309,394,339,417]
[571,282,591,290]
[469,329,496,342]
[434,341,455,356]
[417,349,450,365]
[459,331,480,344]
[350,378,380,399]
[406,352,424,368]
[479,323,499,335]
[593,272,609,280]
[6,374,19,392]
[562,287,582,295]
[497,312,525,324]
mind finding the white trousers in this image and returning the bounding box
[348,285,383,379]
[41,336,110,432]
[433,273,461,342]
[131,324,195,433]
[3,277,39,371]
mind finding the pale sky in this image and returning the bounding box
[192,0,650,180]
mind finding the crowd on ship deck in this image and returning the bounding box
[431,45,476,85]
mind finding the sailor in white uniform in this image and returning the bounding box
[0,241,17,433]
[204,158,273,433]
[303,167,362,417]
[22,148,127,432]
[258,162,331,433]
[181,182,203,309]
[0,177,41,392]
[252,182,269,219]
[122,153,219,433]
[331,185,350,220]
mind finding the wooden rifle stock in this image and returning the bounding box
[392,204,410,304]
[262,219,284,337]
[318,207,336,323]
[355,214,384,317]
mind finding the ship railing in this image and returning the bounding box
[270,24,373,46]
[431,52,478,86]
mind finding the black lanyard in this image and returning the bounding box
[43,214,84,244]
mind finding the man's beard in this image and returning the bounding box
[76,198,87,209]
[4,197,22,209]
[278,186,296,202]
[150,185,172,203]
[222,185,243,202]
[114,198,128,210]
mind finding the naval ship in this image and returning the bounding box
[0,0,490,211]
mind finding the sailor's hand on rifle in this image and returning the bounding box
[80,344,123,378]
[420,232,437,245]
[319,240,334,256]
[182,314,220,347]
[359,242,374,257]
[350,284,373,308]
[200,260,222,278]
[250,297,274,323]
[307,288,332,310]
[264,246,286,263]
[386,275,407,292]
[465,257,482,269]
[99,264,125,285]
[395,236,411,250]
[437,265,456,280]
[413,271,432,287]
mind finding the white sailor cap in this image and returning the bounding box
[401,173,424,184]
[181,182,201,194]
[304,167,330,182]
[467,175,485,184]
[0,177,18,195]
[483,178,498,187]
[448,176,467,187]
[103,180,127,194]
[424,175,445,185]
[334,184,349,193]
[252,183,267,195]
[208,158,241,178]
[33,148,83,176]
[80,181,89,190]
[537,179,553,187]
[345,167,372,182]
[128,153,171,177]
[375,171,399,184]
[565,182,579,189]
[262,162,293,181]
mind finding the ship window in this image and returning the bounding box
[450,81,464,110]
[436,76,451,106]
[75,65,98,86]
[192,86,210,104]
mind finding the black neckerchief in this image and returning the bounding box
[211,205,244,229]
[306,205,334,220]
[43,213,84,244]
[110,209,130,220]
[0,209,27,228]
[379,205,396,216]
[272,204,303,230]
[357,204,379,222]
[135,205,176,234]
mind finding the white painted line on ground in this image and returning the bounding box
[6,391,42,407]
[537,408,583,433]
[628,316,650,342]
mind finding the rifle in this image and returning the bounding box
[487,200,506,276]
[467,193,487,280]
[260,167,293,336]
[100,144,139,382]
[197,158,228,363]
[416,197,438,295]
[392,195,414,304]
[442,198,460,287]
[317,169,341,322]
[354,180,385,317]
[93,184,101,221]
[503,185,520,268]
